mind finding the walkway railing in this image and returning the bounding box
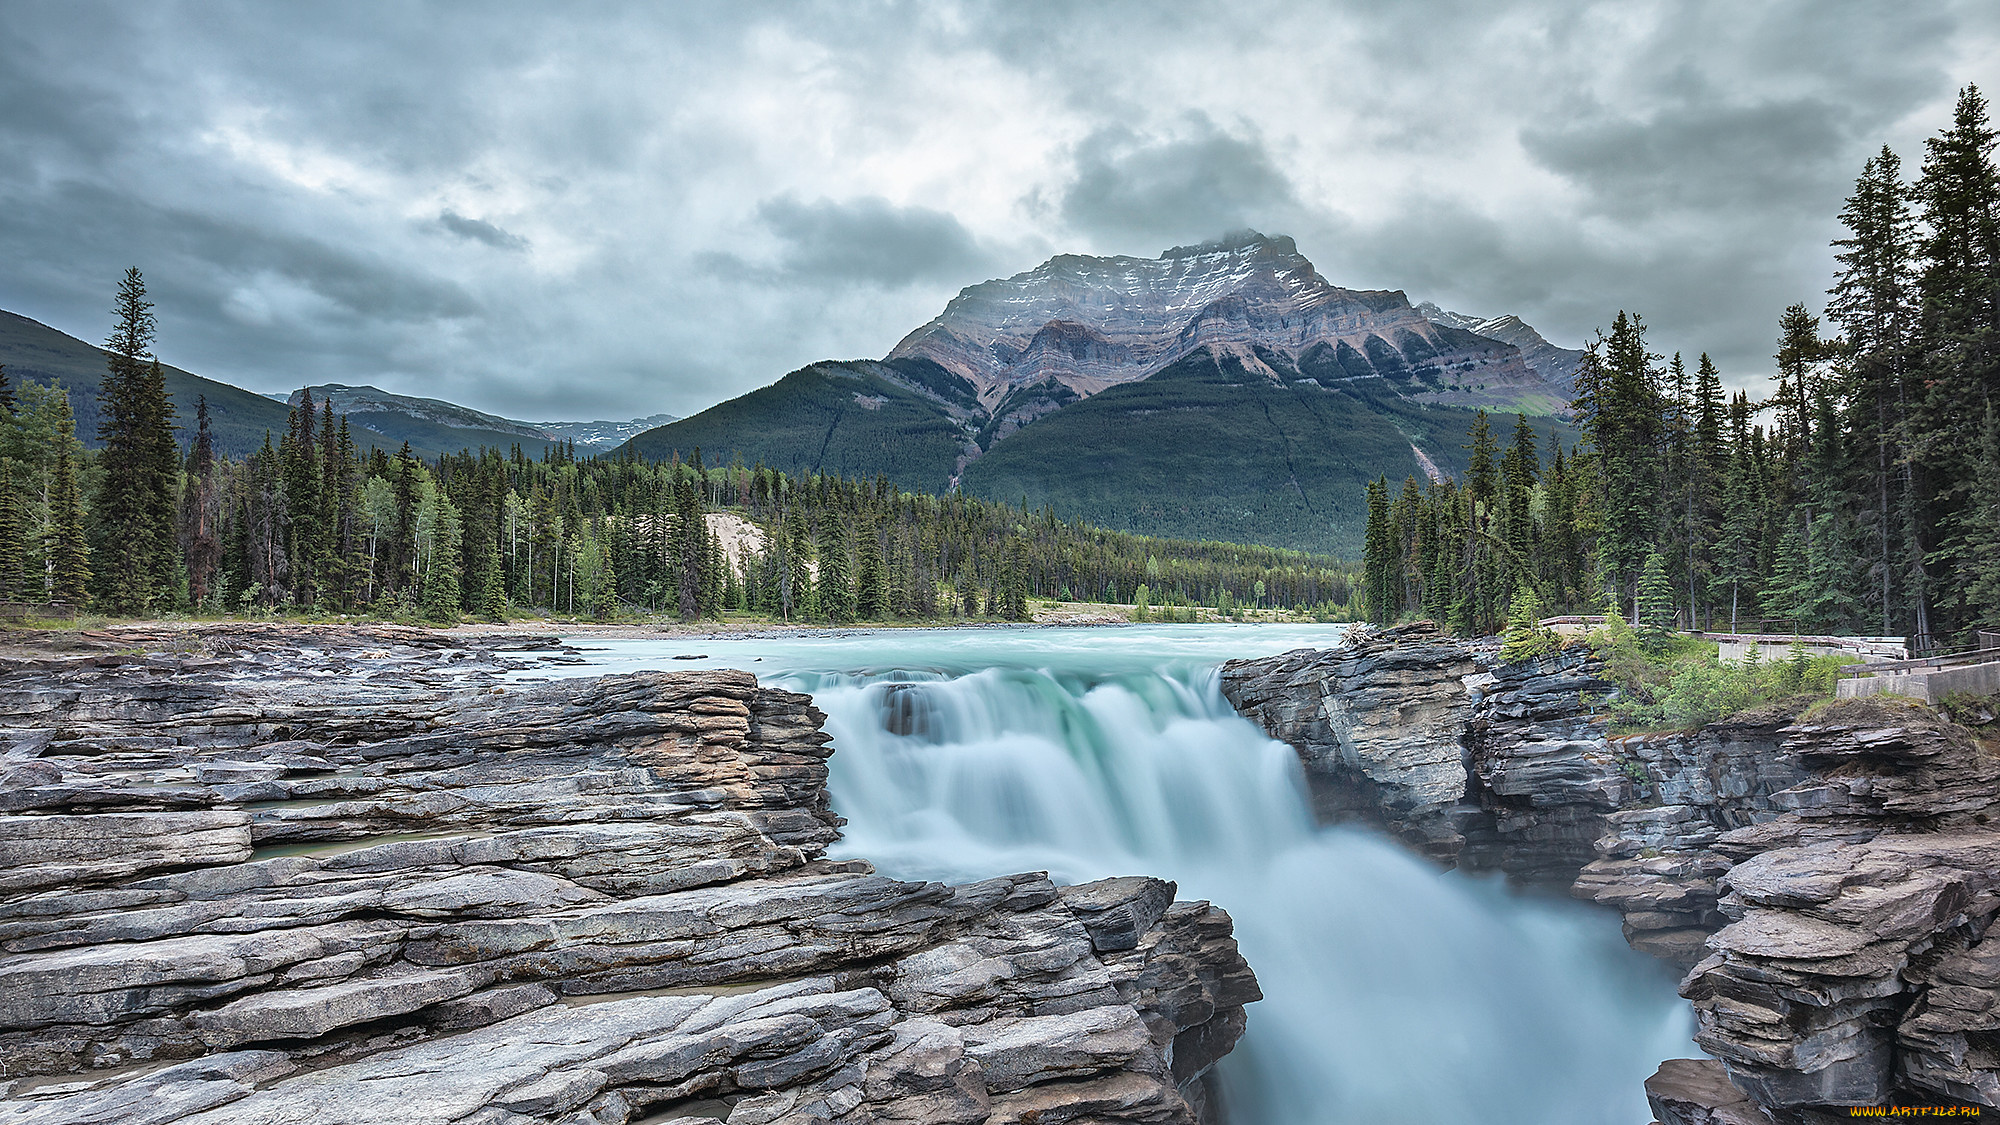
[1836,646,2000,680]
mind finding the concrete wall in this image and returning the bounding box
[1720,640,1861,663]
[1836,659,2000,704]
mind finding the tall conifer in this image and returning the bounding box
[93,269,176,613]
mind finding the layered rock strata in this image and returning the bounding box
[1221,622,2000,1117]
[0,626,1258,1124]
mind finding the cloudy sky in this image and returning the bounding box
[2,1,1995,421]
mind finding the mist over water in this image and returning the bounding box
[547,626,1692,1124]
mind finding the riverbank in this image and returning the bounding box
[1220,621,2000,1119]
[0,625,1258,1124]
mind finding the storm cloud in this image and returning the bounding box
[0,0,1994,418]
[1060,118,1300,246]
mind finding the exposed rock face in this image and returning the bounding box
[888,231,1560,410]
[1222,623,2000,1117]
[1221,621,1628,877]
[1414,301,1584,402]
[0,626,1258,1124]
[1218,621,1478,861]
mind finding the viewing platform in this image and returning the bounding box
[1536,616,1910,662]
[1835,635,2000,704]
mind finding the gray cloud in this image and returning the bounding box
[436,212,529,251]
[755,195,993,286]
[1060,119,1299,249]
[0,0,1994,419]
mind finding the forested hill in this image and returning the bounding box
[0,311,662,462]
[622,344,1573,559]
[0,309,296,459]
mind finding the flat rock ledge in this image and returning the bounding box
[1222,622,2000,1119]
[0,625,1258,1125]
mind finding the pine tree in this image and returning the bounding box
[673,467,705,619]
[180,398,222,608]
[784,504,813,622]
[478,537,507,620]
[1913,84,2000,641]
[1961,407,2000,626]
[1830,145,1920,637]
[49,437,91,605]
[92,268,177,613]
[1636,549,1676,631]
[1361,477,1396,623]
[1500,413,1538,588]
[856,517,889,619]
[0,461,22,601]
[814,510,854,623]
[1772,305,1825,463]
[1579,313,1664,609]
[390,444,419,593]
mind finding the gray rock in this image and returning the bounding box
[0,625,1256,1124]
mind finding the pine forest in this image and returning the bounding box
[1361,85,2000,654]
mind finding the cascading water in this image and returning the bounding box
[545,626,1693,1124]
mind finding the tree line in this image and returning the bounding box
[0,269,1360,622]
[1362,85,2000,652]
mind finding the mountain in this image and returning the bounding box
[0,309,299,458]
[286,385,674,456]
[1415,301,1584,410]
[622,232,1580,556]
[530,414,678,452]
[0,310,675,461]
[889,231,1571,416]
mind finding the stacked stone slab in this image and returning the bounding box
[0,626,1258,1124]
[1220,622,2000,1119]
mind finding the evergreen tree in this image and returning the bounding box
[1830,145,1920,636]
[1961,407,2000,625]
[856,517,889,619]
[784,504,813,622]
[1578,314,1664,610]
[1361,477,1396,623]
[1913,84,2000,642]
[0,461,22,601]
[49,436,90,605]
[1500,412,1539,588]
[390,444,419,593]
[180,398,222,608]
[814,509,854,623]
[1636,549,1677,631]
[92,269,177,613]
[673,468,704,619]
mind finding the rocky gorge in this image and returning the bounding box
[0,626,1258,1125]
[1220,621,2000,1122]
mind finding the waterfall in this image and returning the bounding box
[780,657,1693,1125]
[544,627,1694,1123]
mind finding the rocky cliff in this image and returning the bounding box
[0,626,1258,1125]
[1220,621,2000,1120]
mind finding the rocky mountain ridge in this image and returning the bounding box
[1220,622,2000,1120]
[1414,300,1585,403]
[0,626,1256,1124]
[887,231,1572,414]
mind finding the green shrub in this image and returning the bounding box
[1499,589,1560,663]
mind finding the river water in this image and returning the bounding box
[541,624,1692,1124]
